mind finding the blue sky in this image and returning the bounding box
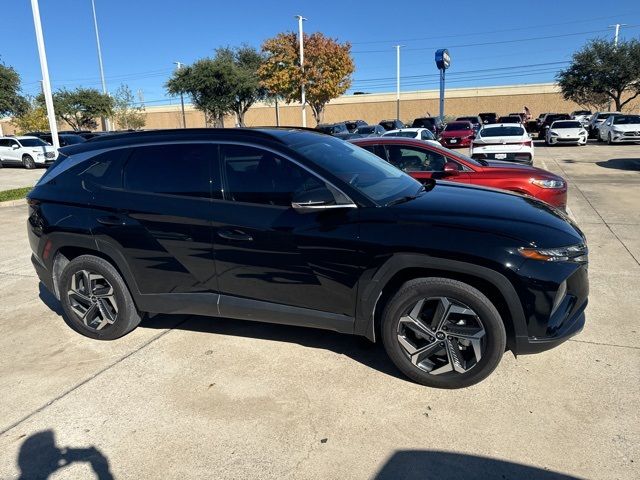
[1,1,638,106]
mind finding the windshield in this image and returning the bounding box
[456,117,477,123]
[383,131,420,138]
[552,121,581,129]
[357,126,376,134]
[498,117,520,123]
[61,135,86,145]
[479,126,524,137]
[19,138,48,147]
[596,113,617,120]
[444,122,472,131]
[285,134,420,205]
[613,115,640,125]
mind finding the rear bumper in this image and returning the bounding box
[31,254,55,296]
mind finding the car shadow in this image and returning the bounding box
[373,450,581,480]
[596,158,640,171]
[38,283,406,382]
[16,430,113,479]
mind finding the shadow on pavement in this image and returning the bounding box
[373,450,580,480]
[596,158,640,171]
[38,283,64,316]
[141,313,406,381]
[17,430,113,480]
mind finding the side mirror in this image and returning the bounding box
[12,145,19,150]
[443,161,459,175]
[291,187,355,213]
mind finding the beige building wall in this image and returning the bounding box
[2,82,621,135]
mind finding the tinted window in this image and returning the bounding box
[385,145,447,172]
[613,115,640,125]
[18,138,48,147]
[420,130,435,140]
[0,139,10,147]
[222,145,327,207]
[357,126,376,134]
[124,144,214,198]
[552,121,581,129]
[479,127,525,137]
[444,122,472,131]
[60,135,86,146]
[383,131,420,138]
[80,149,130,189]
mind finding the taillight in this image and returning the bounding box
[522,141,532,147]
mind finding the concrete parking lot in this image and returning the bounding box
[0,141,638,479]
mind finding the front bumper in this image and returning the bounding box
[548,136,587,145]
[611,132,640,143]
[515,303,586,354]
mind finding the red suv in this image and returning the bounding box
[350,137,568,209]
[438,121,475,148]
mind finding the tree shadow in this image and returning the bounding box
[596,158,640,171]
[374,450,581,480]
[17,430,113,479]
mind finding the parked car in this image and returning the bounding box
[25,132,87,147]
[455,116,483,132]
[588,112,621,139]
[597,114,640,144]
[315,123,349,136]
[355,124,386,137]
[545,120,588,146]
[411,117,444,135]
[379,119,405,131]
[0,136,57,169]
[497,115,523,124]
[344,120,368,133]
[28,128,587,389]
[508,113,526,122]
[537,114,571,139]
[570,110,592,127]
[438,121,475,148]
[478,113,497,125]
[351,136,566,208]
[471,124,534,165]
[382,128,437,142]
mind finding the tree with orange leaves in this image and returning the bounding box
[259,32,354,124]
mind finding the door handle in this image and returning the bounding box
[97,215,126,226]
[217,229,253,241]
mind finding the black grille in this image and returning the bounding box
[45,152,55,159]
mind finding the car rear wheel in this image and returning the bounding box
[59,255,142,340]
[381,277,506,389]
[22,154,36,169]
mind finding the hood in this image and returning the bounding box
[481,161,557,177]
[549,128,584,135]
[611,123,640,132]
[392,181,583,247]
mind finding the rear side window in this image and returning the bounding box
[124,144,216,198]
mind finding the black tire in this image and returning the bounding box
[22,154,36,169]
[59,255,142,340]
[596,130,602,142]
[607,133,613,145]
[381,277,506,389]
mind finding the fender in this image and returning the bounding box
[353,253,528,350]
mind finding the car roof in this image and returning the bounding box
[13,136,41,140]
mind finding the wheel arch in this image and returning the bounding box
[355,254,528,352]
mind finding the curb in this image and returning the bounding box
[0,198,27,208]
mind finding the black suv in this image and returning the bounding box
[28,129,588,388]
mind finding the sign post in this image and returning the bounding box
[435,49,451,123]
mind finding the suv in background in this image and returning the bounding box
[25,132,87,147]
[379,119,405,131]
[456,116,483,133]
[478,113,497,125]
[315,123,349,136]
[0,136,57,169]
[411,117,443,135]
[28,128,588,389]
[497,115,523,124]
[344,120,368,133]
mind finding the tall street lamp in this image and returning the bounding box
[90,0,110,131]
[30,0,59,150]
[295,15,307,127]
[174,61,187,128]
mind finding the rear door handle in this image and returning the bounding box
[217,229,253,241]
[97,215,127,226]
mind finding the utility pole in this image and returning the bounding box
[30,0,59,150]
[295,15,307,127]
[174,61,187,128]
[395,45,402,121]
[609,23,627,47]
[91,0,110,131]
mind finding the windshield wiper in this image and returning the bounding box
[386,181,433,206]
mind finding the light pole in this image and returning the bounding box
[90,0,110,131]
[295,15,307,127]
[609,23,627,47]
[30,0,59,150]
[174,61,187,128]
[395,45,402,121]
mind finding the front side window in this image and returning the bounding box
[221,145,332,207]
[384,145,447,172]
[123,143,215,198]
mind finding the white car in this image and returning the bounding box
[587,111,620,139]
[598,114,640,144]
[470,123,534,164]
[545,120,588,146]
[382,128,439,146]
[0,136,57,169]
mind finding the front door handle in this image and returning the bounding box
[97,215,126,226]
[217,229,253,242]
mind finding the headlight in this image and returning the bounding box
[579,130,587,135]
[519,244,588,263]
[612,128,623,133]
[530,178,565,189]
[550,131,559,136]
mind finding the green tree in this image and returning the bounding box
[112,84,145,130]
[259,32,354,124]
[43,87,114,131]
[0,62,28,117]
[166,46,265,127]
[12,97,49,133]
[557,39,640,112]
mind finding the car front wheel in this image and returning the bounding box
[381,277,506,389]
[22,154,36,169]
[59,255,142,340]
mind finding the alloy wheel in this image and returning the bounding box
[397,296,486,375]
[67,270,118,331]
